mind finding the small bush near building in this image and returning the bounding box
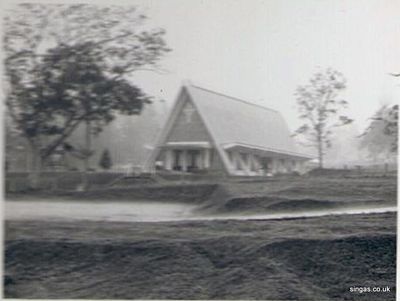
[99,149,113,170]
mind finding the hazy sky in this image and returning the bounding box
[1,0,399,133]
[124,0,399,132]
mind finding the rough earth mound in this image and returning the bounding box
[4,213,396,300]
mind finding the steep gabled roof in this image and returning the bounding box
[144,84,311,171]
[186,84,309,157]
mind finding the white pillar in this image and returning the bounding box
[277,159,283,173]
[232,152,237,170]
[196,151,203,169]
[282,159,288,173]
[252,155,262,175]
[182,150,187,171]
[271,158,278,174]
[244,153,252,175]
[165,149,173,170]
[248,154,253,173]
[204,149,210,169]
[233,152,240,171]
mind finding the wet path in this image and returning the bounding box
[5,200,397,222]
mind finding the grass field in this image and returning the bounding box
[3,175,397,300]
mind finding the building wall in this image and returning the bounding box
[208,149,227,175]
[225,151,264,176]
[154,98,228,175]
[152,95,308,177]
[224,149,308,176]
[166,100,211,143]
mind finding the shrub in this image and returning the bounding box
[99,149,112,170]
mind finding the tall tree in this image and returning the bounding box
[10,44,153,186]
[4,3,170,187]
[294,68,353,168]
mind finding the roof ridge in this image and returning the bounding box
[188,84,278,113]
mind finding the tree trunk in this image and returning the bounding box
[317,135,324,169]
[82,120,92,190]
[27,143,42,189]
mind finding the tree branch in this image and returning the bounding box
[41,115,86,159]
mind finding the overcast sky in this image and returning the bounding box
[1,0,399,133]
[123,0,399,133]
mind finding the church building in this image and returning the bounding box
[145,84,312,176]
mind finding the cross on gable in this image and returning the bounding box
[183,104,196,123]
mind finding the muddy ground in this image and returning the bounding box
[3,175,397,300]
[4,213,396,300]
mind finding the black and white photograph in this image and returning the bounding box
[2,0,398,300]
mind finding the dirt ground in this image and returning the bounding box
[3,175,397,300]
[4,212,396,300]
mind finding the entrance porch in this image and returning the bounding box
[161,142,211,172]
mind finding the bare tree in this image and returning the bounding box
[294,68,353,168]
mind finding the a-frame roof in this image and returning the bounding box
[185,84,310,158]
[144,84,312,171]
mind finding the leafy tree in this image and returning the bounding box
[5,116,28,172]
[359,104,398,160]
[4,3,170,187]
[386,72,399,152]
[99,149,113,170]
[294,68,353,168]
[384,104,398,153]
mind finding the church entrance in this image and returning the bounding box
[187,150,201,172]
[169,148,210,172]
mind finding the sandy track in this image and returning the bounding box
[5,199,397,222]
